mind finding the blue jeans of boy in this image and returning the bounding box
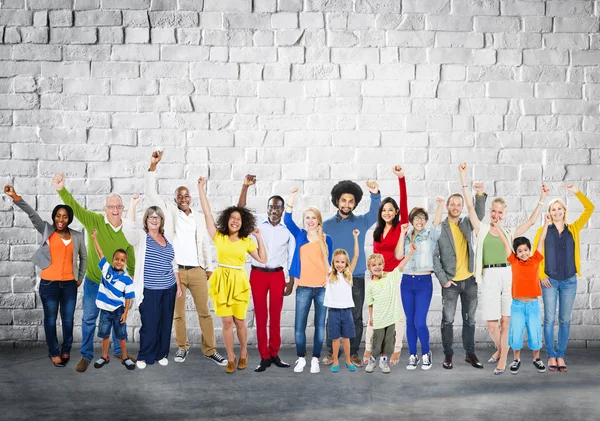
[542,275,577,358]
[39,280,78,357]
[295,286,326,358]
[80,277,125,361]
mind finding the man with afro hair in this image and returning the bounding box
[322,179,381,367]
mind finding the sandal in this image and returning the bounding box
[390,352,400,367]
[548,358,558,372]
[558,365,567,373]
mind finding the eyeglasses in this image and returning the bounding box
[268,205,284,211]
[147,216,162,221]
[106,205,124,211]
[412,216,427,221]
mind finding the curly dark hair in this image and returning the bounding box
[373,197,400,243]
[216,206,257,238]
[330,180,363,209]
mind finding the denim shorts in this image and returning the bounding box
[508,299,542,351]
[98,307,127,340]
[327,308,355,340]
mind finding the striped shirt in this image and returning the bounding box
[143,234,176,290]
[365,267,403,329]
[96,257,135,312]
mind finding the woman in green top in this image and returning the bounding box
[460,163,548,374]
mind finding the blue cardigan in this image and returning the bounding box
[284,212,333,279]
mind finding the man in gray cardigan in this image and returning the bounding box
[433,182,487,370]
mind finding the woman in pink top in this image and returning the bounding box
[365,165,409,366]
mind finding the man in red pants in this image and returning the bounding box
[238,175,295,372]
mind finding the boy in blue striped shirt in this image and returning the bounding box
[91,230,136,370]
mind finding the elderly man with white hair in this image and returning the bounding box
[53,173,136,373]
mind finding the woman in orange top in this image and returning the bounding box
[4,185,86,367]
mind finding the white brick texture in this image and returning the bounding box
[0,1,598,348]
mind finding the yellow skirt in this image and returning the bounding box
[208,266,250,319]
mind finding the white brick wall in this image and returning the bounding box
[0,1,599,348]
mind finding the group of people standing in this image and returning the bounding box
[4,153,594,376]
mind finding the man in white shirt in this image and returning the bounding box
[238,175,295,372]
[145,151,225,366]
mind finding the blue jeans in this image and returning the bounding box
[98,307,127,340]
[38,280,78,357]
[80,277,125,361]
[542,275,577,358]
[295,286,326,358]
[401,274,433,355]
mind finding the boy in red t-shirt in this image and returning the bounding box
[494,215,550,375]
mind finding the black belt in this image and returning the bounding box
[483,263,510,269]
[178,265,200,270]
[251,265,283,273]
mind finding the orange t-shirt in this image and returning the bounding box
[297,241,327,287]
[40,232,75,281]
[508,250,543,298]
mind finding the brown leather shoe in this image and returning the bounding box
[443,355,453,369]
[75,358,91,373]
[226,359,236,374]
[322,353,334,365]
[465,353,484,369]
[237,357,248,370]
[350,354,363,367]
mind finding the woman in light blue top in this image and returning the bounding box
[397,197,444,371]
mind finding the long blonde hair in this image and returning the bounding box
[329,249,353,286]
[304,206,328,259]
[548,198,568,223]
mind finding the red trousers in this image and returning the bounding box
[250,269,285,360]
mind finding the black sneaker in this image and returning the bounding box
[174,348,188,363]
[270,355,290,368]
[205,352,227,367]
[509,359,521,375]
[533,358,546,373]
[94,356,110,369]
[254,358,272,372]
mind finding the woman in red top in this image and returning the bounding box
[364,166,409,366]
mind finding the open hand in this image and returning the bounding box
[52,173,66,190]
[392,165,405,179]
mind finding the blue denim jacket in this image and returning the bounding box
[403,225,442,273]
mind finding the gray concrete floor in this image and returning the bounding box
[1,346,599,421]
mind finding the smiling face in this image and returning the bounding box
[368,257,384,279]
[228,211,242,234]
[337,193,356,216]
[146,212,162,232]
[304,210,319,231]
[267,197,284,225]
[104,195,124,226]
[490,202,506,224]
[333,253,348,273]
[381,202,398,224]
[515,244,531,262]
[175,187,191,213]
[549,201,566,224]
[53,207,70,232]
[446,195,464,219]
[411,214,427,232]
[112,251,127,272]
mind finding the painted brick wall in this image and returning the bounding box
[0,0,599,348]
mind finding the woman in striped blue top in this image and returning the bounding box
[123,195,182,370]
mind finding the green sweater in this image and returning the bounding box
[58,187,135,283]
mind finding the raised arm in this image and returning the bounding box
[126,194,141,223]
[459,163,481,235]
[90,229,104,260]
[122,195,142,247]
[393,166,409,224]
[248,228,268,264]
[394,223,409,260]
[53,173,98,228]
[197,177,217,240]
[513,183,549,238]
[236,174,256,207]
[537,215,551,254]
[364,180,381,226]
[349,229,360,273]
[145,150,167,209]
[5,185,46,234]
[567,184,595,231]
[473,181,487,221]
[433,196,444,226]
[283,188,301,237]
[396,242,417,272]
[492,221,512,259]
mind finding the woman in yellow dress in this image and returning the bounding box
[197,177,267,373]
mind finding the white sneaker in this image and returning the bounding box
[380,357,391,374]
[407,354,419,370]
[294,357,306,373]
[158,357,169,366]
[136,360,147,370]
[310,356,320,373]
[421,351,432,370]
[365,357,377,373]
